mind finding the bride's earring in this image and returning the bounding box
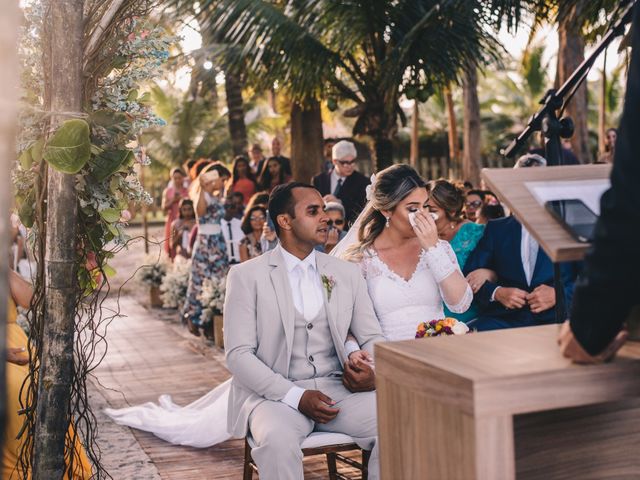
[385,216,390,228]
[450,223,455,230]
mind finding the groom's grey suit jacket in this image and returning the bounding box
[223,247,384,438]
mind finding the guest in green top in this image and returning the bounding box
[426,180,495,323]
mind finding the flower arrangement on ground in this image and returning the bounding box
[136,255,169,288]
[199,275,227,325]
[415,318,470,338]
[160,258,192,309]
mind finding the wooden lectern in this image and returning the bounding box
[376,325,640,479]
[374,165,640,479]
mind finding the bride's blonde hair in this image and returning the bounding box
[343,164,426,261]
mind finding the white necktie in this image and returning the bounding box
[298,264,321,320]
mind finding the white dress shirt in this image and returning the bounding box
[221,218,244,263]
[520,225,539,286]
[330,169,346,196]
[277,245,325,410]
[491,224,540,301]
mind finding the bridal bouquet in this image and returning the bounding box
[200,275,227,323]
[415,318,469,338]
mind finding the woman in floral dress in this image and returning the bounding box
[182,163,230,337]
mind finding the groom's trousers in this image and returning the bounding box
[248,377,379,480]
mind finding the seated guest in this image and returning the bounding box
[463,155,579,331]
[258,157,292,193]
[239,205,268,262]
[320,201,347,254]
[596,127,617,164]
[268,136,292,176]
[227,156,257,206]
[312,140,370,229]
[170,199,197,259]
[249,143,267,175]
[463,189,485,222]
[231,191,245,218]
[477,203,506,224]
[426,180,489,323]
[246,190,270,211]
[221,194,245,265]
[529,133,580,165]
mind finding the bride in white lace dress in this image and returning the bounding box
[105,164,472,448]
[337,164,472,348]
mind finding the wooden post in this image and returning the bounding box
[463,66,481,186]
[33,0,83,477]
[409,101,419,168]
[598,49,607,159]
[224,70,248,156]
[290,100,324,183]
[445,86,459,171]
[0,0,21,453]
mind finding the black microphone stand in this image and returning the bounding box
[500,1,637,325]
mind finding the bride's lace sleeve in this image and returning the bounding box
[424,241,473,313]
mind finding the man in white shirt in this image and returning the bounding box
[221,194,245,264]
[224,182,384,480]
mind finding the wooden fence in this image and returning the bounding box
[359,155,514,182]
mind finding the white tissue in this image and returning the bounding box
[409,211,439,227]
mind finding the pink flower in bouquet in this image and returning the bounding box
[119,209,132,223]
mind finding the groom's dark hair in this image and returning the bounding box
[268,182,317,235]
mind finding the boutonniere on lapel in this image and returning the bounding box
[321,274,336,301]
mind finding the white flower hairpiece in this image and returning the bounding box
[365,173,377,201]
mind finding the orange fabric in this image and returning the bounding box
[2,298,93,479]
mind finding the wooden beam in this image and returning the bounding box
[0,0,21,454]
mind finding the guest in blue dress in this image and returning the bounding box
[182,163,230,338]
[427,180,488,323]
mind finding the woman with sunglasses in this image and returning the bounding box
[463,189,485,222]
[322,201,348,253]
[239,205,268,262]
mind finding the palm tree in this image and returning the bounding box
[175,0,533,170]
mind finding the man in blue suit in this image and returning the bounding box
[463,214,579,331]
[463,154,579,331]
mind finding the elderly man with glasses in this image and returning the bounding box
[312,140,370,230]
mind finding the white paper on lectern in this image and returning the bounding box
[525,179,610,216]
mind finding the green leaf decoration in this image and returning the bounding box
[138,92,151,105]
[43,119,91,174]
[99,208,121,223]
[90,150,134,182]
[127,89,139,102]
[90,110,130,134]
[103,265,117,278]
[18,190,35,228]
[19,138,44,170]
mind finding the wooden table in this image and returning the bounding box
[375,325,640,479]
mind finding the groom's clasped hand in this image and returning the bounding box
[297,353,376,423]
[298,391,340,423]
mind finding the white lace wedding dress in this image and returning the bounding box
[358,240,472,341]
[105,240,471,447]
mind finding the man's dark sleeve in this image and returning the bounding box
[463,223,497,307]
[570,5,640,355]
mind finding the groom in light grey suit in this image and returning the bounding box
[224,182,384,480]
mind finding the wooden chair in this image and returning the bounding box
[243,431,370,480]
